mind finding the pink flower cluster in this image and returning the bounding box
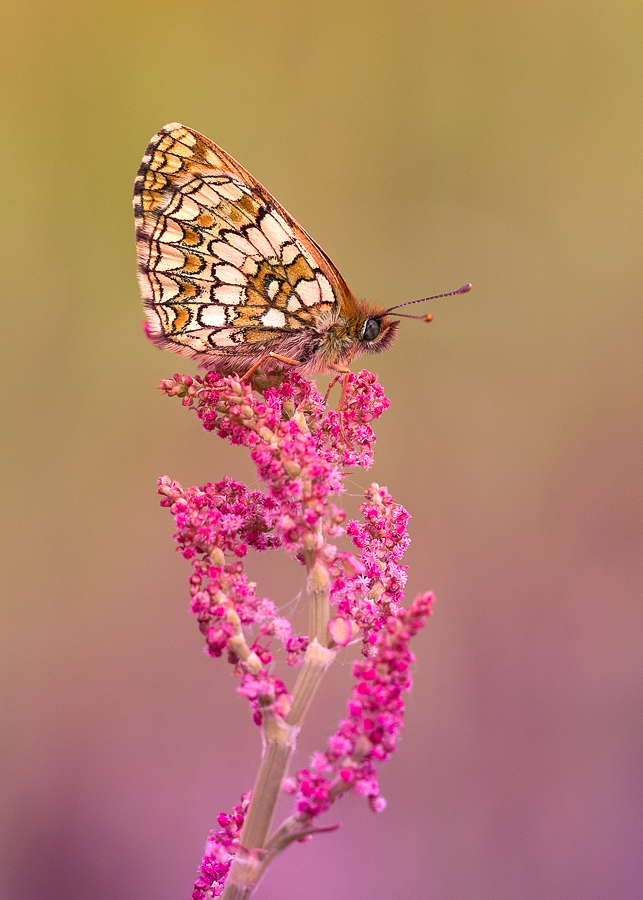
[158,369,433,898]
[287,591,434,819]
[192,793,250,899]
[333,483,412,645]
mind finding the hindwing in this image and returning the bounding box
[133,123,354,363]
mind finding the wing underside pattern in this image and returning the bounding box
[133,124,348,361]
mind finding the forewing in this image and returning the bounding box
[133,123,353,362]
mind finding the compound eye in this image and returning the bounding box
[361,318,381,342]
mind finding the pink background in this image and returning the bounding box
[2,1,642,898]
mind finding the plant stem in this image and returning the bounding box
[240,712,299,850]
[222,556,334,899]
[219,877,253,900]
[307,561,331,647]
[286,639,335,727]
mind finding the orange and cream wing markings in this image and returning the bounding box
[133,124,345,362]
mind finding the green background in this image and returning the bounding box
[2,1,642,898]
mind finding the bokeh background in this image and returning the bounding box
[2,1,643,898]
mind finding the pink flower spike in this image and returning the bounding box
[156,366,435,894]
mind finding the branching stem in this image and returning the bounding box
[222,550,334,899]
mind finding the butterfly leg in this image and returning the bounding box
[324,365,351,409]
[241,352,300,382]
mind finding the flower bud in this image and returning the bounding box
[328,617,352,646]
[209,547,225,567]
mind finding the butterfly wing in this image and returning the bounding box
[133,123,356,368]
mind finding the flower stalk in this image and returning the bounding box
[286,639,336,728]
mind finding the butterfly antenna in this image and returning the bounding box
[384,283,472,317]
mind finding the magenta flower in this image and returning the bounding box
[158,369,433,899]
[192,793,250,899]
[289,590,434,820]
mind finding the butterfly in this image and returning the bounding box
[133,123,470,378]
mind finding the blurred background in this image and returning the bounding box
[2,1,642,898]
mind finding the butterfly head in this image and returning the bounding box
[315,298,399,371]
[330,281,472,368]
[357,312,399,354]
[319,282,471,372]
